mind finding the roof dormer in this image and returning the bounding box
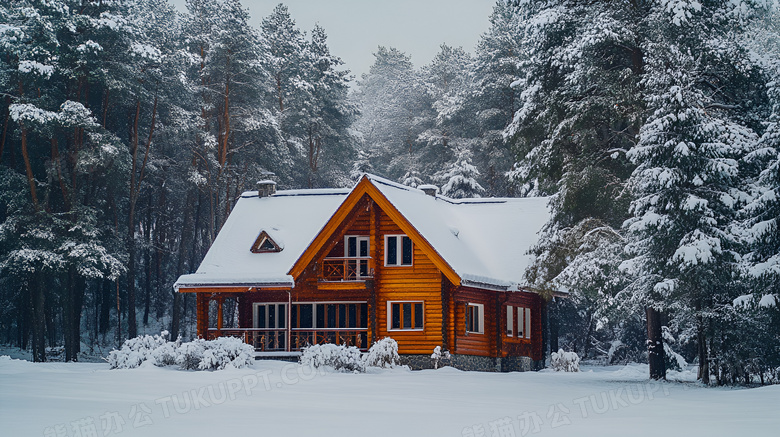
[251,230,283,253]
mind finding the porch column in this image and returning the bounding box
[216,295,224,335]
[196,293,209,339]
[287,291,292,352]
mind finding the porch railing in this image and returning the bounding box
[208,328,369,351]
[321,257,373,281]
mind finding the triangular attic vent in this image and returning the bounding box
[250,230,282,253]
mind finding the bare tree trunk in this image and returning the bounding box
[31,273,46,362]
[127,95,158,338]
[19,123,39,209]
[697,312,709,384]
[170,186,197,339]
[0,96,10,162]
[143,194,152,326]
[646,306,665,380]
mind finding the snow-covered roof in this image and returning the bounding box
[174,188,349,289]
[174,175,551,292]
[366,175,550,290]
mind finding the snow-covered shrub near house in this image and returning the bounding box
[362,337,399,368]
[430,346,450,369]
[431,346,442,369]
[550,349,580,372]
[175,340,204,370]
[108,333,253,371]
[197,337,254,370]
[300,344,364,372]
[107,332,171,369]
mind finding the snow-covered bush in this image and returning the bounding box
[198,337,254,370]
[362,337,399,368]
[431,346,442,369]
[550,349,580,372]
[300,344,364,372]
[175,340,205,370]
[430,345,450,369]
[107,332,171,369]
[107,333,253,371]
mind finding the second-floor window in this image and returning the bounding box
[385,235,412,266]
[345,235,370,279]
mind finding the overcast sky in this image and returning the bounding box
[170,0,496,83]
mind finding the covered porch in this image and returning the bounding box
[192,288,370,352]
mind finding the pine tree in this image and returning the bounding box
[620,1,765,381]
[436,147,484,199]
[353,46,426,180]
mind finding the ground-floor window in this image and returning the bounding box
[506,305,531,339]
[466,303,484,334]
[251,302,369,350]
[253,303,287,350]
[291,302,368,330]
[292,302,368,349]
[388,301,424,330]
[254,303,286,329]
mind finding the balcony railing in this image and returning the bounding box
[208,328,369,351]
[321,257,373,281]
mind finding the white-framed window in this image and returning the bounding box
[384,235,413,266]
[523,307,531,339]
[514,307,531,339]
[506,306,531,339]
[344,235,370,279]
[253,303,287,329]
[388,301,424,330]
[506,305,513,337]
[466,303,484,334]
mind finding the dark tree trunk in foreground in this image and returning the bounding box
[697,313,709,384]
[31,274,46,362]
[646,306,665,380]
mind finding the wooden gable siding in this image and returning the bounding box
[374,210,445,354]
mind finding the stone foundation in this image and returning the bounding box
[399,353,545,372]
[253,351,545,372]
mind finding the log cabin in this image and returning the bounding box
[174,174,553,371]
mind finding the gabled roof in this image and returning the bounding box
[174,174,551,292]
[174,188,349,289]
[291,174,550,290]
[369,175,550,290]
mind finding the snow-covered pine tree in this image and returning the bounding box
[436,147,484,199]
[300,24,358,188]
[737,8,780,381]
[416,44,472,179]
[461,0,524,196]
[260,3,313,186]
[621,0,765,381]
[353,46,427,180]
[504,0,641,359]
[0,0,130,359]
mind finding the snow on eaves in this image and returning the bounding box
[366,174,550,290]
[173,189,347,290]
[175,175,551,293]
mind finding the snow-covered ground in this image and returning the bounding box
[1,356,777,437]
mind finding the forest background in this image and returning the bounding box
[1,0,779,384]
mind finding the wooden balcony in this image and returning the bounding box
[321,257,373,282]
[208,328,368,351]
